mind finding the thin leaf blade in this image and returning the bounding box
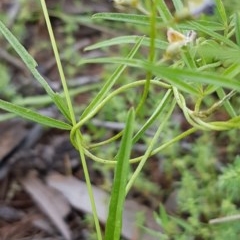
[81,37,144,119]
[81,57,240,94]
[85,35,167,51]
[92,12,164,26]
[104,108,135,240]
[0,99,71,130]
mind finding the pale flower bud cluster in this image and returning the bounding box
[165,28,197,59]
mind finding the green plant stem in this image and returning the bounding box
[40,1,102,239]
[81,37,144,120]
[133,89,173,144]
[194,96,203,113]
[89,90,172,150]
[76,133,103,239]
[70,80,170,147]
[82,127,197,165]
[40,0,75,124]
[151,127,197,155]
[136,0,156,114]
[89,131,123,149]
[216,88,237,118]
[209,214,240,224]
[89,87,172,149]
[126,99,176,194]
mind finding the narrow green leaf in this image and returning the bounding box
[235,13,240,46]
[133,89,172,143]
[159,204,170,228]
[53,93,72,122]
[215,0,228,26]
[0,99,72,130]
[204,63,240,95]
[197,42,240,64]
[0,21,54,97]
[0,21,37,69]
[156,0,173,22]
[92,12,164,26]
[81,57,240,94]
[81,37,144,119]
[181,47,197,69]
[221,62,240,79]
[104,109,135,240]
[31,68,73,121]
[171,216,194,232]
[187,20,238,49]
[172,0,184,12]
[81,57,198,94]
[180,20,225,31]
[0,20,73,121]
[155,65,240,92]
[85,35,167,51]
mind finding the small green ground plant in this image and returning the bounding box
[1,0,240,239]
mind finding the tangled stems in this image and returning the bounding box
[173,87,239,131]
[70,84,240,167]
[126,98,176,193]
[40,1,102,238]
[80,113,240,166]
[79,126,198,165]
[70,79,171,148]
[136,0,156,114]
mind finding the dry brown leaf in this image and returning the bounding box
[20,171,71,240]
[0,121,27,161]
[46,172,162,240]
